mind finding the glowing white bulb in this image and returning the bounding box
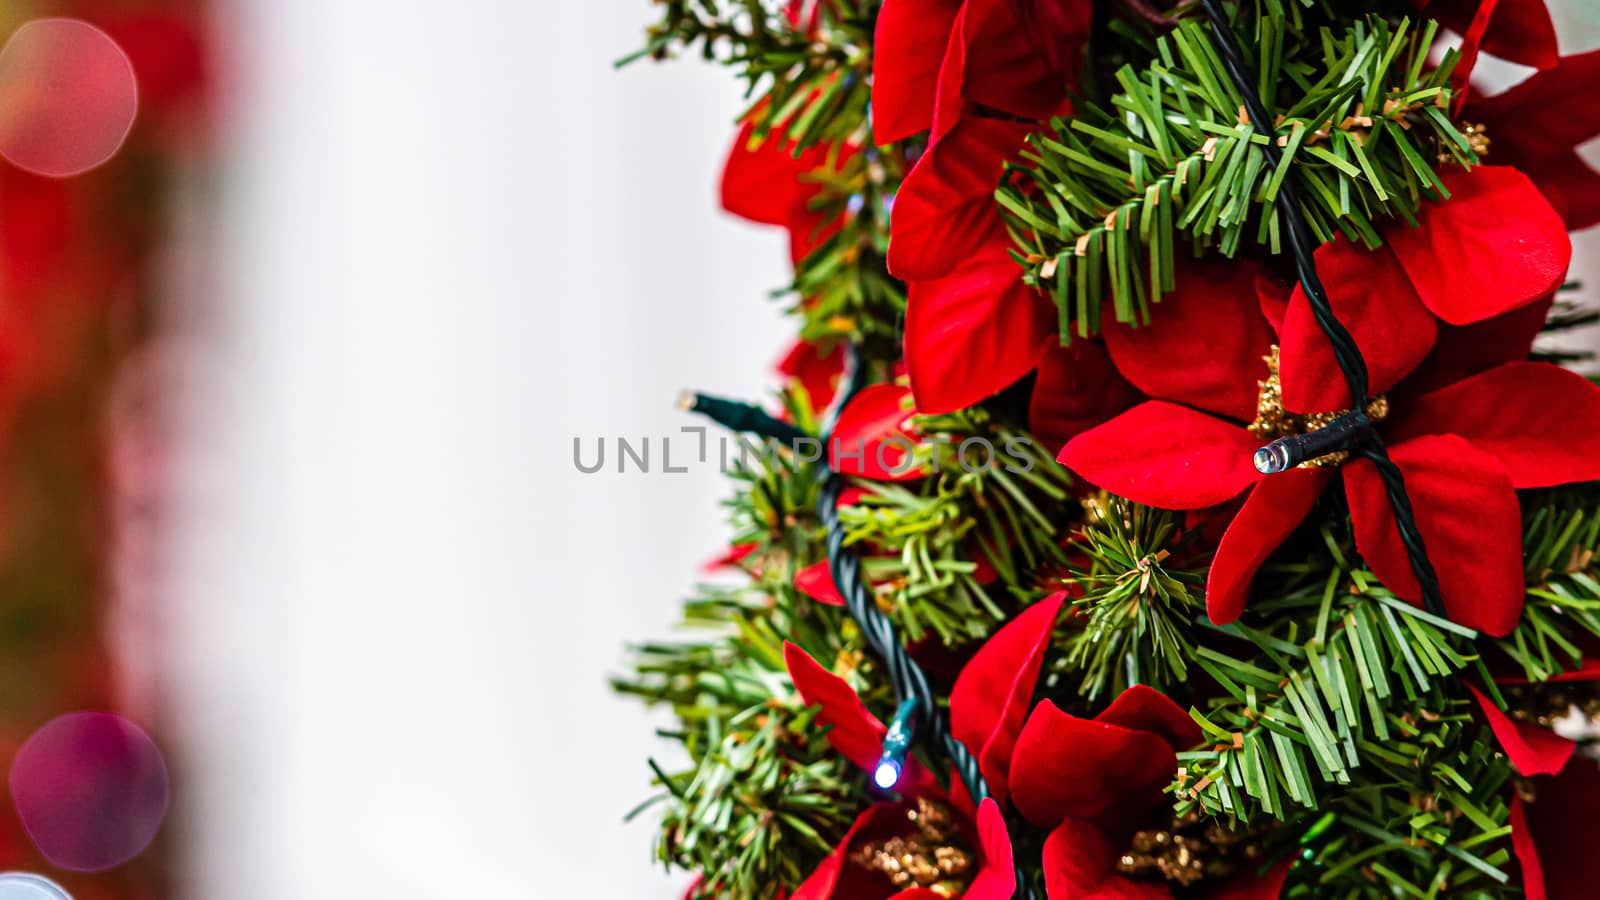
[873,758,901,790]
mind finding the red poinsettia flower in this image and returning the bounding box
[953,604,1288,898]
[784,644,1018,899]
[721,112,855,264]
[888,125,1158,418]
[1029,340,1145,454]
[1511,755,1600,900]
[872,0,1084,147]
[1463,50,1600,230]
[1061,166,1596,635]
[876,0,1098,414]
[951,598,1290,897]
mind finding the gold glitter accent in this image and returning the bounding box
[1248,346,1388,468]
[852,797,974,896]
[1114,810,1265,888]
[1439,121,1491,164]
[1081,488,1116,527]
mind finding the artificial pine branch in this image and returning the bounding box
[832,408,1077,644]
[1284,706,1518,897]
[622,0,879,151]
[614,585,871,898]
[626,0,910,360]
[785,158,908,361]
[1057,498,1208,702]
[1002,4,1471,336]
[1495,486,1600,682]
[621,0,1600,894]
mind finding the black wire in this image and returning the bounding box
[1199,0,1447,621]
[817,346,1035,899]
[686,350,1033,898]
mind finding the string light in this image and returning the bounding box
[874,697,917,791]
[1252,411,1372,474]
[1200,0,1447,622]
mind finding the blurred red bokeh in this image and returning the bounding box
[0,3,210,896]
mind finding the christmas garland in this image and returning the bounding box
[617,1,1600,898]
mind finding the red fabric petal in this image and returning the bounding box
[1255,269,1293,334]
[777,338,847,412]
[1386,167,1570,327]
[1403,294,1552,397]
[1393,362,1600,489]
[1549,659,1600,683]
[1518,757,1600,900]
[784,643,886,772]
[792,803,913,900]
[1518,152,1600,232]
[1466,50,1600,176]
[888,117,1033,283]
[1059,402,1262,511]
[720,119,832,226]
[795,560,847,606]
[1279,238,1435,413]
[1448,0,1504,101]
[1511,794,1546,900]
[1208,468,1333,625]
[1041,818,1168,900]
[949,595,1065,807]
[1344,435,1524,636]
[1018,0,1097,78]
[702,542,758,574]
[964,799,1019,900]
[1010,700,1176,830]
[871,0,962,144]
[790,202,844,266]
[903,230,1054,414]
[1101,259,1274,421]
[1029,340,1144,453]
[1096,684,1202,754]
[1468,684,1576,777]
[1433,0,1559,78]
[956,0,1072,123]
[829,383,925,481]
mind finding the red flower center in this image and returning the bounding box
[1112,810,1266,892]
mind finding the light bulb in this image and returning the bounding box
[873,758,901,790]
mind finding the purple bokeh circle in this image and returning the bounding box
[9,712,170,872]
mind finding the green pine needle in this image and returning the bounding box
[1003,6,1470,336]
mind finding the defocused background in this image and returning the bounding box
[0,1,1594,899]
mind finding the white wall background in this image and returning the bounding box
[169,1,791,897]
[165,2,1600,899]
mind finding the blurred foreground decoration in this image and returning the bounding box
[0,2,208,896]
